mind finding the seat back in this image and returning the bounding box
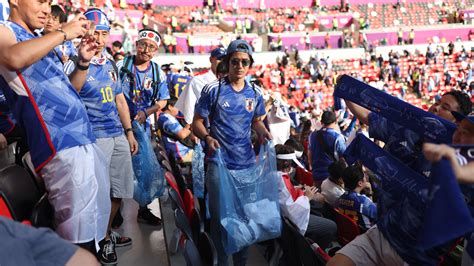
[298,236,331,266]
[21,152,45,193]
[280,217,302,265]
[165,171,180,193]
[174,208,194,242]
[183,189,195,220]
[169,187,185,212]
[30,193,55,229]
[0,165,41,221]
[190,208,204,243]
[334,208,361,245]
[197,231,218,266]
[183,239,203,266]
[161,159,173,173]
[0,192,14,219]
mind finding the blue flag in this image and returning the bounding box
[334,75,456,144]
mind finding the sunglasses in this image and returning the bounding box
[230,58,251,67]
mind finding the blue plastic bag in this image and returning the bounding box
[216,141,282,254]
[192,142,205,199]
[132,121,165,206]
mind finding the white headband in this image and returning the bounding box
[138,30,161,47]
[295,150,303,158]
[276,153,305,169]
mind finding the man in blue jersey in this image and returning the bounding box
[0,0,111,255]
[336,164,377,230]
[168,65,192,98]
[192,39,272,266]
[308,110,347,187]
[157,96,194,163]
[328,87,472,265]
[117,28,170,225]
[64,9,137,264]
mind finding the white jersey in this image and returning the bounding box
[175,69,217,124]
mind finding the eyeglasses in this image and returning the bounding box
[230,58,251,67]
[137,42,158,52]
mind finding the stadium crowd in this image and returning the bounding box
[0,1,474,266]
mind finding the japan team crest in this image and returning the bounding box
[245,98,254,112]
[108,70,117,82]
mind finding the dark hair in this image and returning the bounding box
[342,164,365,191]
[51,5,67,23]
[275,144,295,171]
[285,138,304,153]
[444,90,472,115]
[321,110,336,126]
[328,160,347,184]
[162,96,178,111]
[216,61,228,76]
[112,41,123,48]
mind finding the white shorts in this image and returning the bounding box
[96,135,134,199]
[40,143,110,246]
[336,226,406,266]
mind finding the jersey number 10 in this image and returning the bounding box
[101,87,114,103]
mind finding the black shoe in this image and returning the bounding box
[99,239,117,265]
[137,207,162,226]
[110,231,132,248]
[111,209,124,229]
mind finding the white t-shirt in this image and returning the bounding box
[321,178,345,207]
[175,70,217,124]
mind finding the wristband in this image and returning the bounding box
[125,128,133,134]
[76,62,90,71]
[56,29,67,43]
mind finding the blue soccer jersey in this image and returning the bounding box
[194,77,266,170]
[117,57,170,118]
[309,128,346,181]
[157,113,192,161]
[54,41,76,60]
[169,73,191,98]
[0,21,95,171]
[65,55,123,138]
[337,191,377,230]
[0,89,15,134]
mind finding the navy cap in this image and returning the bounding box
[210,47,227,60]
[452,111,474,125]
[227,39,253,56]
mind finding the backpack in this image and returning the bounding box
[119,55,162,103]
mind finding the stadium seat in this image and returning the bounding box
[165,171,180,194]
[168,187,184,212]
[197,232,218,266]
[30,193,54,229]
[174,208,194,242]
[183,189,195,220]
[190,208,203,243]
[183,239,203,266]
[334,208,362,246]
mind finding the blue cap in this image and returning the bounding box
[227,39,253,57]
[210,47,227,60]
[84,8,110,31]
[452,111,474,125]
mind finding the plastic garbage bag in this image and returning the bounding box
[132,121,165,206]
[192,142,205,199]
[217,141,282,254]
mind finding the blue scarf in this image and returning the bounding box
[334,75,456,144]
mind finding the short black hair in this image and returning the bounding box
[275,144,295,171]
[162,96,178,111]
[112,41,123,48]
[328,160,347,184]
[321,110,337,126]
[51,5,67,23]
[284,138,303,152]
[444,90,472,115]
[342,164,365,191]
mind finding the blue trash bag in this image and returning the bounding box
[216,141,282,254]
[132,121,165,206]
[192,142,205,199]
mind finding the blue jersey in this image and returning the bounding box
[53,41,76,60]
[169,73,191,98]
[65,56,123,138]
[117,57,170,118]
[0,1,9,21]
[195,77,266,170]
[337,191,377,230]
[0,89,15,134]
[368,112,431,176]
[157,113,192,161]
[308,128,346,181]
[0,21,95,171]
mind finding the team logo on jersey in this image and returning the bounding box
[245,98,254,112]
[144,77,153,90]
[108,70,117,82]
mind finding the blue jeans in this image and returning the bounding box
[206,163,249,266]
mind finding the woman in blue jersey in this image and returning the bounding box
[193,39,272,266]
